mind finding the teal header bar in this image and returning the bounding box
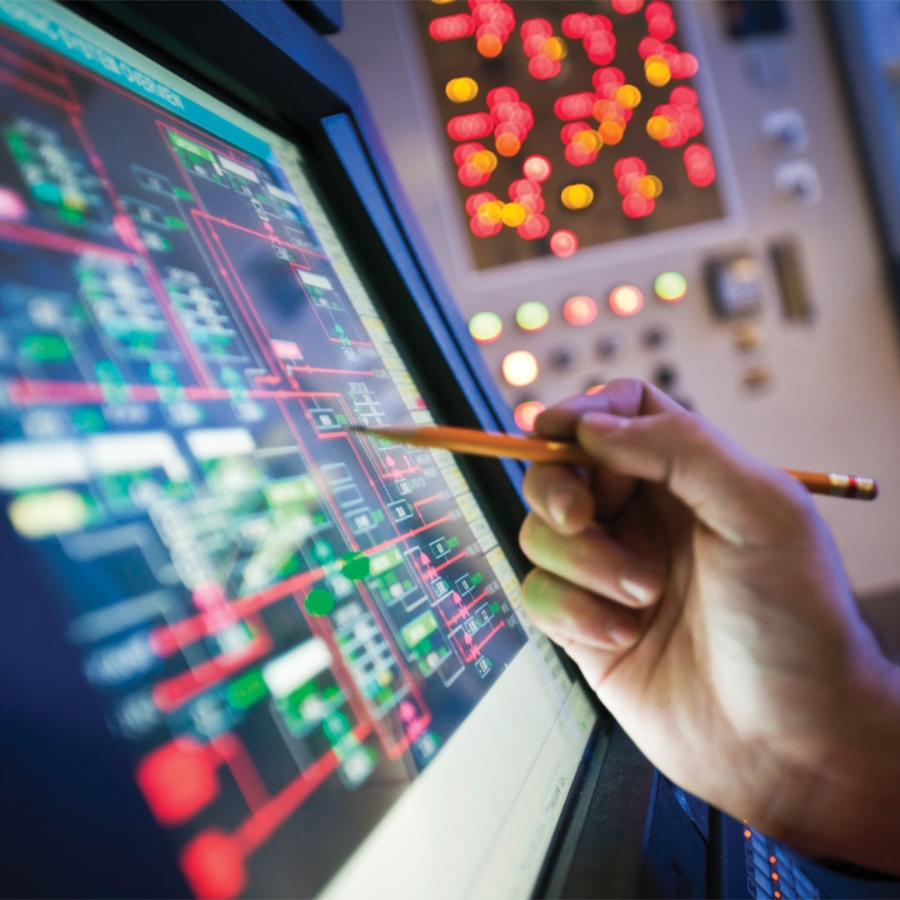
[0,0,273,161]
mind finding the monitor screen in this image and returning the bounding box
[414,0,724,269]
[0,3,596,897]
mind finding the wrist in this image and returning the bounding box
[758,656,900,875]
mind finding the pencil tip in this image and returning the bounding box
[348,425,367,433]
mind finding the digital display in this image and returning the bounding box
[0,4,531,896]
[415,0,724,269]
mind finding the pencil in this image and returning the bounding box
[351,424,879,501]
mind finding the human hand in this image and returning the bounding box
[518,378,900,874]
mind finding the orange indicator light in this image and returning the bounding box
[609,285,644,316]
[743,829,752,839]
[478,33,503,57]
[769,856,777,865]
[469,311,503,344]
[513,399,545,431]
[563,295,598,326]
[502,350,539,387]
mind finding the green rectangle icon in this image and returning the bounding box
[401,610,438,649]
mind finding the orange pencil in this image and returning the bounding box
[351,424,879,501]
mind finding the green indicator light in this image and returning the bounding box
[468,311,502,344]
[341,551,370,581]
[20,334,71,363]
[654,271,687,303]
[304,588,335,617]
[515,301,549,332]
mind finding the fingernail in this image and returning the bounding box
[620,565,663,605]
[609,621,638,647]
[548,489,575,526]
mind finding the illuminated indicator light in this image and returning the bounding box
[341,550,370,580]
[769,856,777,865]
[561,183,594,210]
[521,18,552,38]
[502,350,539,387]
[8,490,89,539]
[446,77,479,103]
[458,163,488,188]
[477,200,504,224]
[304,588,336,617]
[563,295,598,326]
[648,14,675,40]
[495,132,521,156]
[599,121,624,144]
[586,382,606,395]
[469,311,503,344]
[471,150,498,173]
[645,60,671,86]
[447,112,493,141]
[486,86,519,106]
[614,156,646,178]
[612,0,644,11]
[514,400,545,432]
[516,301,550,332]
[572,129,601,152]
[609,285,644,316]
[523,155,551,181]
[454,141,484,166]
[616,85,642,108]
[517,213,550,240]
[181,831,246,900]
[137,739,219,826]
[772,873,779,882]
[671,53,699,78]
[647,115,672,141]
[550,230,578,258]
[743,829,752,838]
[555,92,596,121]
[501,202,527,227]
[684,143,716,187]
[774,894,781,900]
[431,0,455,4]
[528,55,561,80]
[638,175,663,198]
[562,12,592,38]
[470,214,502,237]
[654,271,687,302]
[543,36,567,60]
[429,13,476,41]
[477,33,503,57]
[0,187,27,221]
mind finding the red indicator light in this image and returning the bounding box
[522,155,551,182]
[429,13,476,41]
[136,738,219,826]
[181,830,246,900]
[514,399,545,431]
[612,0,644,12]
[528,55,560,80]
[486,86,519,106]
[554,92,597,121]
[609,285,644,316]
[684,143,716,187]
[550,230,578,258]
[447,112,493,141]
[520,17,552,39]
[562,12,593,38]
[563,295,598,326]
[465,190,498,216]
[517,213,549,240]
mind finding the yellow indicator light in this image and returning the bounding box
[638,175,663,199]
[8,490,90,539]
[516,301,550,332]
[501,202,527,227]
[616,84,642,109]
[543,36,568,60]
[645,59,671,87]
[502,350,539,387]
[561,183,595,210]
[647,115,672,140]
[609,285,644,316]
[471,150,497,173]
[476,200,504,224]
[446,77,479,103]
[572,129,601,152]
[469,311,503,344]
[654,271,687,303]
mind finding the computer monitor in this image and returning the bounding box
[0,2,597,896]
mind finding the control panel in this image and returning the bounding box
[331,0,900,596]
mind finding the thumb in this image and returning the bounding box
[576,410,810,547]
